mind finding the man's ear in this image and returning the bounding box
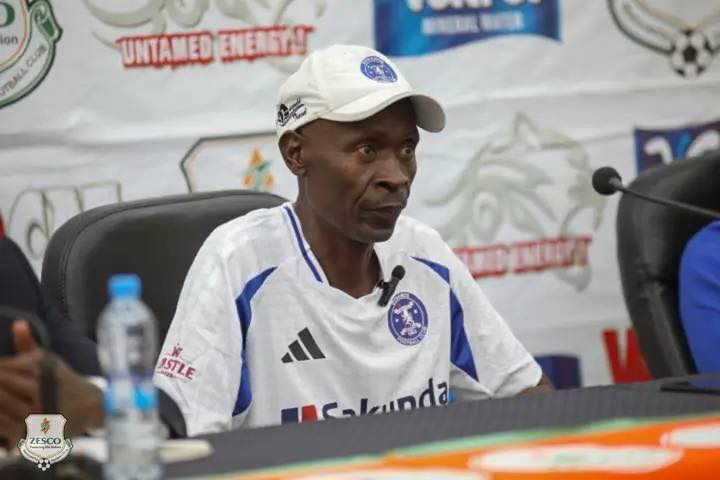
[279,130,306,177]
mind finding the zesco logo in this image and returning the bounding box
[0,0,61,109]
[634,119,720,173]
[280,378,449,423]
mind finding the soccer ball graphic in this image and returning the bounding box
[670,30,714,77]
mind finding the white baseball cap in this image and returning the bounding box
[276,45,446,137]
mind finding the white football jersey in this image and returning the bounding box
[154,203,541,436]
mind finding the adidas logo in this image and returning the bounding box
[281,328,326,363]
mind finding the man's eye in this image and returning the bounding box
[401,145,416,157]
[359,145,375,157]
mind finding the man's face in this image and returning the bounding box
[290,100,419,243]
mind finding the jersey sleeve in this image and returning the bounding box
[153,237,245,436]
[432,235,542,400]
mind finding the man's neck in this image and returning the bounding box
[293,202,380,298]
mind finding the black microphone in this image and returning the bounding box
[378,265,405,307]
[591,167,720,221]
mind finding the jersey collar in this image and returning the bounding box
[281,203,393,287]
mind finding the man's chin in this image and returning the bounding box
[355,221,398,243]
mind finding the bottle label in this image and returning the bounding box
[105,376,157,413]
[135,381,157,411]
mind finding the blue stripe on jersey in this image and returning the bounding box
[233,267,277,416]
[412,257,479,382]
[283,205,323,283]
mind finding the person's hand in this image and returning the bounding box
[520,374,555,395]
[0,320,103,449]
[55,353,104,437]
[0,320,41,449]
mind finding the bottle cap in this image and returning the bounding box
[108,274,142,299]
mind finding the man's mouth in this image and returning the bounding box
[366,203,406,215]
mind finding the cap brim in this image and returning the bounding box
[321,88,445,133]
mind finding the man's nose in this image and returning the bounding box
[376,154,412,193]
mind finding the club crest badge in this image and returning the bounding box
[0,0,61,109]
[360,56,398,83]
[18,414,73,471]
[388,292,428,345]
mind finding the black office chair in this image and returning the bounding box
[42,190,285,344]
[616,149,720,378]
[41,190,286,437]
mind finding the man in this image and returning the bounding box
[679,220,720,372]
[0,231,186,448]
[0,319,104,450]
[0,231,103,449]
[154,45,551,436]
[0,232,101,375]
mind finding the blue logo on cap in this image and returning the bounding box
[360,56,398,83]
[388,292,428,346]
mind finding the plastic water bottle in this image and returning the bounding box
[97,274,163,480]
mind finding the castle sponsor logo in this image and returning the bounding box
[156,344,197,381]
[374,0,560,56]
[83,0,324,71]
[0,0,61,109]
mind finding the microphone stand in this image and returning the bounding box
[610,178,720,221]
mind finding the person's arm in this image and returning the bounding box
[679,221,720,373]
[42,304,101,376]
[153,239,245,437]
[520,374,554,394]
[0,236,100,375]
[0,320,103,449]
[426,233,550,401]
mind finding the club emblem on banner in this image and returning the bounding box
[17,414,73,471]
[634,119,720,172]
[179,133,281,193]
[608,0,720,77]
[0,0,61,109]
[426,113,606,291]
[242,148,275,192]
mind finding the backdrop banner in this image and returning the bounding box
[2,0,720,386]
